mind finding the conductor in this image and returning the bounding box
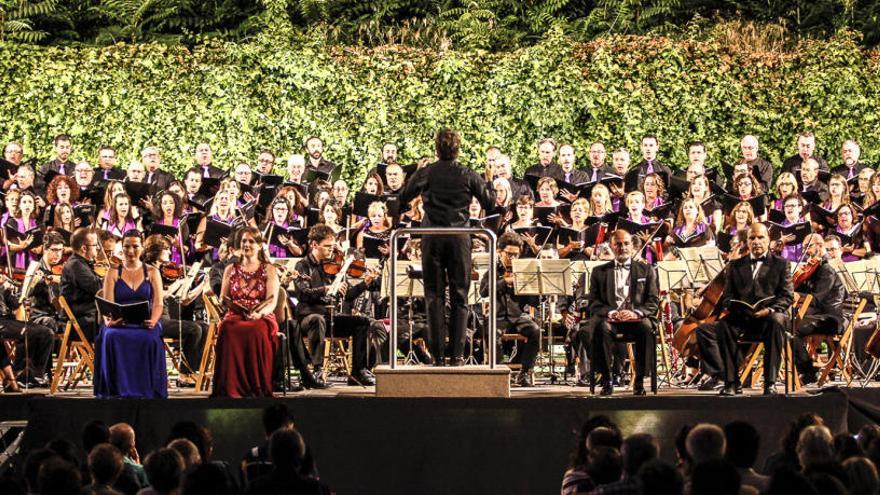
[400,129,495,365]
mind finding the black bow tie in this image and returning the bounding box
[616,263,631,270]
[750,256,766,265]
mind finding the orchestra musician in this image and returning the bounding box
[577,229,659,396]
[0,264,54,387]
[696,223,793,395]
[792,234,846,385]
[60,227,102,341]
[479,232,541,387]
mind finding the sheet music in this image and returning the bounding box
[656,261,691,292]
[381,260,425,298]
[570,260,608,294]
[677,246,723,284]
[511,259,572,296]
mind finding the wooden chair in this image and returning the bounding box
[195,293,222,392]
[50,296,96,394]
[810,297,868,386]
[738,294,811,391]
[322,337,352,380]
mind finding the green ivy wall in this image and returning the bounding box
[2,29,878,187]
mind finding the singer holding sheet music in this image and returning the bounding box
[696,223,793,396]
[399,128,495,366]
[94,230,167,399]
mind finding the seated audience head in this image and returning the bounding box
[262,402,295,437]
[587,426,624,452]
[269,428,307,470]
[167,421,213,462]
[144,448,186,495]
[686,423,726,465]
[167,439,201,468]
[857,424,880,453]
[569,415,619,469]
[797,425,834,469]
[38,457,81,495]
[88,443,123,486]
[723,420,761,469]
[587,445,623,486]
[24,449,58,494]
[181,462,236,495]
[833,432,862,463]
[622,433,659,477]
[843,456,879,495]
[109,423,138,460]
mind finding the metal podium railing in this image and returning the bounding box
[389,227,498,370]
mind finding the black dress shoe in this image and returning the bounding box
[274,380,305,392]
[301,372,328,390]
[698,376,722,391]
[515,372,534,387]
[633,386,647,396]
[348,370,376,386]
[719,384,738,396]
[449,357,465,367]
[800,372,818,385]
[599,382,613,396]
[310,371,328,389]
[763,385,778,396]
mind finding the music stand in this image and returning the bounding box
[570,260,607,295]
[677,246,723,286]
[382,260,425,365]
[512,259,572,383]
[655,261,692,387]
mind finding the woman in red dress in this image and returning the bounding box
[211,226,280,398]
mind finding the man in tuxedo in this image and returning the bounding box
[142,147,173,189]
[793,234,845,384]
[94,145,124,182]
[831,139,867,180]
[739,135,774,193]
[304,136,336,176]
[583,229,659,396]
[43,133,75,177]
[697,223,793,395]
[558,144,589,184]
[625,134,672,192]
[60,228,102,342]
[195,143,225,178]
[800,158,829,202]
[524,137,561,178]
[400,128,495,366]
[479,232,541,387]
[781,132,828,174]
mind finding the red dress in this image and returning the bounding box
[211,262,278,398]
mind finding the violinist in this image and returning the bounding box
[29,232,66,332]
[0,235,58,386]
[478,232,540,387]
[792,234,845,385]
[60,227,102,341]
[294,224,377,386]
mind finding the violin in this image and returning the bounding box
[321,247,369,278]
[792,256,821,290]
[160,262,185,281]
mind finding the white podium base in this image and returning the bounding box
[374,365,511,398]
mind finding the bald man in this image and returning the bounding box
[580,229,659,396]
[697,223,793,395]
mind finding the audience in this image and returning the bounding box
[140,448,185,495]
[110,423,149,488]
[243,429,331,495]
[723,420,768,493]
[686,423,726,465]
[85,444,124,495]
[167,439,201,469]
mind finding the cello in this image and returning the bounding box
[672,267,727,356]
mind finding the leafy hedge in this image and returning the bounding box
[2,27,880,188]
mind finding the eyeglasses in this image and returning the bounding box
[502,250,521,258]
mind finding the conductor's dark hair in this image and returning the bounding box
[435,128,460,160]
[71,227,95,252]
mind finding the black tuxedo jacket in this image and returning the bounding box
[745,157,774,192]
[586,260,659,319]
[798,258,845,323]
[93,167,126,182]
[524,163,562,179]
[721,253,793,316]
[625,160,672,192]
[831,162,868,179]
[43,159,75,177]
[509,177,534,200]
[146,169,174,190]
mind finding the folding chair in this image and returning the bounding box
[50,296,96,394]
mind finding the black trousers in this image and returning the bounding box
[0,319,54,379]
[159,317,206,375]
[298,313,376,373]
[589,317,654,382]
[496,316,540,372]
[695,324,725,379]
[572,322,628,377]
[703,313,786,385]
[794,314,843,375]
[422,234,471,361]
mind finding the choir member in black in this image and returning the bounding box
[60,227,102,341]
[195,143,225,178]
[800,158,829,201]
[831,140,866,180]
[331,180,350,209]
[586,142,612,183]
[626,134,672,191]
[43,133,75,177]
[781,132,828,174]
[524,137,561,178]
[558,144,589,185]
[697,223,793,395]
[143,147,173,190]
[142,235,206,386]
[3,141,22,167]
[495,154,533,200]
[479,232,540,386]
[94,145,124,182]
[74,161,95,196]
[400,128,495,365]
[294,224,377,385]
[183,168,204,206]
[579,229,659,395]
[792,234,846,384]
[304,136,336,176]
[739,135,775,193]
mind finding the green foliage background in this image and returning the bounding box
[2,24,878,187]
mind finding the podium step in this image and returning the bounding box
[374,365,511,398]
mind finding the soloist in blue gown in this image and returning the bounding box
[94,265,168,399]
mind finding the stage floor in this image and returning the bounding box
[2,379,879,494]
